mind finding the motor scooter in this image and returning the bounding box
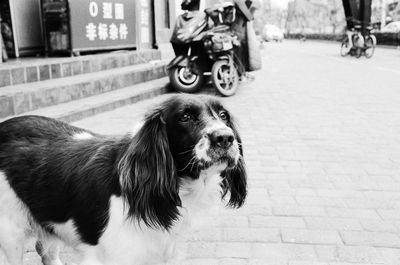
[167,2,241,96]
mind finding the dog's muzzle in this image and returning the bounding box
[208,127,235,149]
[195,123,240,168]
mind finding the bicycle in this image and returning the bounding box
[340,24,364,58]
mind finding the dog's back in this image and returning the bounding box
[0,115,103,172]
[0,115,90,143]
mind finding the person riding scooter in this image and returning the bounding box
[170,0,206,56]
[168,0,241,96]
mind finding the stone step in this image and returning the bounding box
[0,60,167,119]
[0,49,160,88]
[0,77,169,123]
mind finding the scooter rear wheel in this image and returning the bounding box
[168,66,204,93]
[211,60,239,97]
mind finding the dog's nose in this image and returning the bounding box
[209,130,235,148]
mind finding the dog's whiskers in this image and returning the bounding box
[178,148,195,155]
[178,156,197,172]
[191,159,198,172]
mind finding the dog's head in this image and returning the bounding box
[118,94,247,230]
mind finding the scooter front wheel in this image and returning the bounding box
[168,66,204,93]
[211,60,239,97]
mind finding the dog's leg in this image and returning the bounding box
[0,222,24,265]
[0,241,23,265]
[35,240,63,265]
[0,172,28,265]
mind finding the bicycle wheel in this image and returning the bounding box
[364,36,375,59]
[340,37,350,57]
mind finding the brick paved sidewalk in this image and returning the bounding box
[4,41,400,265]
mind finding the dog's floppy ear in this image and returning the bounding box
[222,119,247,208]
[118,109,181,230]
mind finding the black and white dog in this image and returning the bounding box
[0,94,247,265]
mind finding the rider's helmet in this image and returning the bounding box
[181,0,200,11]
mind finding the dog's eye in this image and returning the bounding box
[219,111,229,121]
[179,113,193,122]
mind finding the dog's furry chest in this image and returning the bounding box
[179,165,224,214]
[94,167,224,265]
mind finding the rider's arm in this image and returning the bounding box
[234,0,253,21]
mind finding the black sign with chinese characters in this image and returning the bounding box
[69,0,136,51]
